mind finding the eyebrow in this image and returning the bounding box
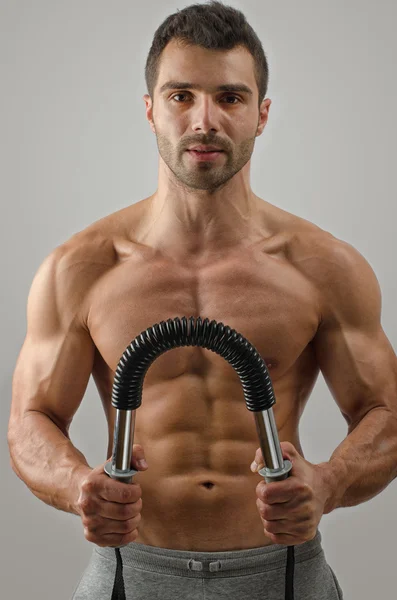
[159,81,253,96]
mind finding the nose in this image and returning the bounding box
[191,96,220,135]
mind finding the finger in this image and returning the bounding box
[256,479,298,505]
[251,442,297,472]
[99,480,142,504]
[131,444,148,470]
[263,528,298,544]
[85,528,139,548]
[85,514,142,537]
[263,526,314,546]
[256,497,288,521]
[96,497,143,520]
[250,448,265,472]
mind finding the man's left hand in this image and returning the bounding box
[251,441,329,545]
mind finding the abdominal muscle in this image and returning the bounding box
[133,468,276,551]
[108,376,302,552]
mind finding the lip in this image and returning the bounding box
[188,146,223,151]
[187,149,224,161]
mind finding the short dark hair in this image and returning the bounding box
[144,1,269,109]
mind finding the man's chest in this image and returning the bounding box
[86,248,321,385]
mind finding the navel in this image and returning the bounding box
[201,481,215,490]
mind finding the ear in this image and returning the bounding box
[256,98,271,137]
[143,94,156,134]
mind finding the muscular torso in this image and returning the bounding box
[76,197,325,551]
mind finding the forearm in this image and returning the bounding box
[319,407,397,514]
[8,411,92,516]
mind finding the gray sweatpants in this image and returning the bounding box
[71,529,343,599]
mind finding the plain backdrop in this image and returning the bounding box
[1,1,396,598]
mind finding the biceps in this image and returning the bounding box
[10,326,95,435]
[313,323,397,428]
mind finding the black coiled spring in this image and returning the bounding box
[112,316,276,413]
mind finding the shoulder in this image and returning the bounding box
[44,201,149,324]
[32,210,128,328]
[51,201,143,270]
[287,221,381,326]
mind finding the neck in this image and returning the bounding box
[135,163,266,261]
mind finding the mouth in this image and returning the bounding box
[187,149,224,161]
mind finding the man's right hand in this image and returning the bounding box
[76,444,148,548]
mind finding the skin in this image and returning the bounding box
[8,39,397,551]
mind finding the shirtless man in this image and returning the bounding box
[7,3,397,600]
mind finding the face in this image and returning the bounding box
[144,40,271,192]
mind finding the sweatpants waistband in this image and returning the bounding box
[95,530,323,578]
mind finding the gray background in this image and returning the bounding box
[1,0,396,598]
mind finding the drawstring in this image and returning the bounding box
[111,544,295,599]
[111,548,126,600]
[286,546,295,599]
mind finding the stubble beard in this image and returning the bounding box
[155,132,257,193]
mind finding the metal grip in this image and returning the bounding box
[104,461,138,485]
[258,460,293,484]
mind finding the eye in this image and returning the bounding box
[171,93,190,103]
[171,93,241,104]
[223,95,240,104]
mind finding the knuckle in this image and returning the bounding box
[130,530,139,542]
[298,482,308,495]
[121,484,141,502]
[81,514,92,528]
[84,519,99,534]
[133,513,142,526]
[295,521,307,533]
[120,503,132,518]
[256,482,265,497]
[121,487,131,501]
[125,514,141,531]
[263,519,273,533]
[122,497,142,519]
[120,520,132,533]
[306,487,314,500]
[134,497,143,513]
[83,527,95,542]
[121,514,141,533]
[78,497,92,513]
[132,484,142,500]
[120,530,138,546]
[81,479,95,493]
